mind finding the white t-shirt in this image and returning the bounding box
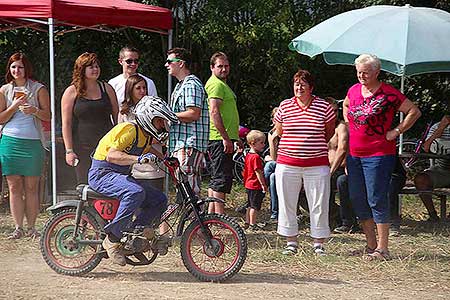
[108,73,157,106]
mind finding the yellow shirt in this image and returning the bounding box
[92,122,152,161]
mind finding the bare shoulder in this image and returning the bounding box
[336,122,348,135]
[61,85,77,102]
[104,82,115,93]
[0,84,9,94]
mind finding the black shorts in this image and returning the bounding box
[207,140,234,194]
[246,189,264,210]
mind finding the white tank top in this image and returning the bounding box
[2,80,44,140]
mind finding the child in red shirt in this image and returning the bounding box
[243,130,268,230]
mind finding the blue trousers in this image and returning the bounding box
[88,160,167,239]
[264,161,278,219]
[336,173,357,226]
[347,155,395,223]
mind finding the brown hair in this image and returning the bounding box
[5,52,33,83]
[167,47,192,69]
[210,52,228,67]
[121,74,147,115]
[71,52,100,97]
[293,69,314,90]
[119,46,140,59]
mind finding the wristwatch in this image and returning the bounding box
[66,149,74,154]
[394,128,401,134]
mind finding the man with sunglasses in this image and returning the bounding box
[108,46,157,107]
[165,48,209,197]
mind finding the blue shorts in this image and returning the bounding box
[346,155,395,223]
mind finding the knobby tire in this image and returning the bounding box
[40,208,103,276]
[180,214,247,282]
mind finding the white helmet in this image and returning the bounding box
[134,96,179,143]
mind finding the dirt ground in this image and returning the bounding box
[1,211,449,300]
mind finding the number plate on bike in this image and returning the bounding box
[93,199,119,220]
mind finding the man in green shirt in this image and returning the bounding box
[205,52,240,214]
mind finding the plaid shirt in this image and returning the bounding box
[169,74,210,152]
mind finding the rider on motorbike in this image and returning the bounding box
[88,96,179,266]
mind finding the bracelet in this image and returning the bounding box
[66,149,74,154]
[394,128,401,134]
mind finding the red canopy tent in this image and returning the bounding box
[0,0,173,204]
[0,0,172,33]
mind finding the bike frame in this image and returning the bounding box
[47,161,225,249]
[405,121,433,168]
[162,162,224,248]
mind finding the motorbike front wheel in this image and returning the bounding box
[40,208,103,276]
[180,214,247,282]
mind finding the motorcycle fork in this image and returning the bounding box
[178,181,215,248]
[72,199,85,238]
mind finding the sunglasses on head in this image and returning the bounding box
[166,57,182,64]
[124,59,139,65]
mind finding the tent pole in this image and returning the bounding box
[165,29,173,195]
[399,75,405,154]
[167,29,173,103]
[48,18,57,205]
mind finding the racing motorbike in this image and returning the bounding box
[40,159,247,282]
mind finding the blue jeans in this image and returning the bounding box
[347,155,395,224]
[88,159,168,239]
[264,161,278,219]
[389,173,406,226]
[336,173,357,226]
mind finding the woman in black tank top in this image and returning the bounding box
[61,52,119,185]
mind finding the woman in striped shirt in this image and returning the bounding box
[273,69,336,255]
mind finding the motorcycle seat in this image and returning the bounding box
[76,184,117,200]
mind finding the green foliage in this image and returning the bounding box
[0,0,448,135]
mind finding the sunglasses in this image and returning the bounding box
[124,59,139,65]
[166,57,183,64]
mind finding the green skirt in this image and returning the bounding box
[0,135,44,176]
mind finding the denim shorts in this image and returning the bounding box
[346,155,395,223]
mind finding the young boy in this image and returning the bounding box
[243,130,268,231]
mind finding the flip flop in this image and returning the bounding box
[364,249,391,261]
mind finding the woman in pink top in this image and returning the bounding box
[343,54,421,260]
[273,69,336,255]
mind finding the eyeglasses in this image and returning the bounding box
[166,57,182,64]
[124,59,139,65]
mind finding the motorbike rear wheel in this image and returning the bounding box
[180,214,247,282]
[40,208,103,276]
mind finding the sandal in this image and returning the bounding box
[8,227,24,240]
[364,249,391,261]
[26,228,41,239]
[349,245,375,256]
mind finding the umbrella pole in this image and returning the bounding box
[399,75,405,154]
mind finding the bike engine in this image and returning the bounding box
[124,236,151,253]
[122,227,155,253]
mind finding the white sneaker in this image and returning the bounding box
[314,245,326,256]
